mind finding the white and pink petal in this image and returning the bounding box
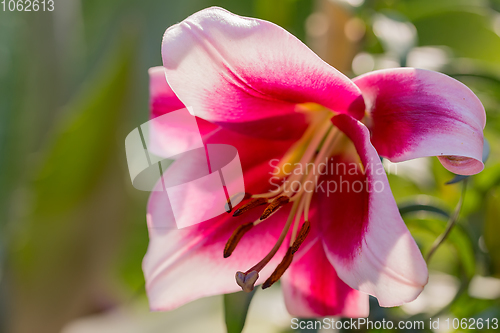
[281,238,369,318]
[316,114,428,307]
[148,66,219,157]
[354,68,485,176]
[144,156,292,311]
[161,7,365,140]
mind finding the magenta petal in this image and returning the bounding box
[281,239,369,318]
[148,67,219,157]
[143,126,297,310]
[161,7,365,140]
[204,128,296,171]
[354,68,485,175]
[143,160,290,311]
[149,66,185,118]
[317,114,428,307]
[144,206,291,311]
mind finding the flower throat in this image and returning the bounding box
[223,112,341,292]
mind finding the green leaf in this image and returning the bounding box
[484,187,500,277]
[224,290,256,333]
[31,33,136,217]
[9,26,140,325]
[407,218,476,278]
[395,0,486,22]
[399,200,451,220]
[253,0,313,42]
[400,192,475,278]
[412,11,500,65]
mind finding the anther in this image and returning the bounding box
[262,221,310,289]
[225,192,252,213]
[291,221,310,254]
[262,248,293,289]
[232,197,268,217]
[260,195,290,220]
[236,270,259,292]
[224,222,254,258]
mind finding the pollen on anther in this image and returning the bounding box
[224,222,254,258]
[262,248,294,289]
[225,192,252,213]
[233,197,268,217]
[260,195,290,220]
[291,221,310,254]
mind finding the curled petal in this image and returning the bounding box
[317,114,428,307]
[354,68,485,175]
[161,7,365,140]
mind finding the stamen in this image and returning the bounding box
[303,190,313,221]
[301,127,340,220]
[262,248,293,289]
[289,196,306,245]
[252,189,284,199]
[225,192,252,213]
[282,121,333,197]
[224,222,254,258]
[251,120,333,200]
[235,270,259,293]
[260,195,290,220]
[234,199,300,292]
[233,197,268,217]
[262,221,311,289]
[225,206,285,259]
[273,110,332,178]
[230,118,341,293]
[291,221,310,254]
[253,207,282,226]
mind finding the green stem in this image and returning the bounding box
[426,179,468,262]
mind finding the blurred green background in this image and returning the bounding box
[1,0,500,332]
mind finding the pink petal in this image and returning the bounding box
[143,158,291,311]
[161,7,365,140]
[148,67,219,157]
[204,128,296,171]
[147,127,295,229]
[317,114,428,307]
[353,68,485,175]
[149,66,185,118]
[143,129,296,310]
[281,237,369,318]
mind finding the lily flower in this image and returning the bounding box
[143,7,485,317]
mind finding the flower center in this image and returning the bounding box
[224,108,341,292]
